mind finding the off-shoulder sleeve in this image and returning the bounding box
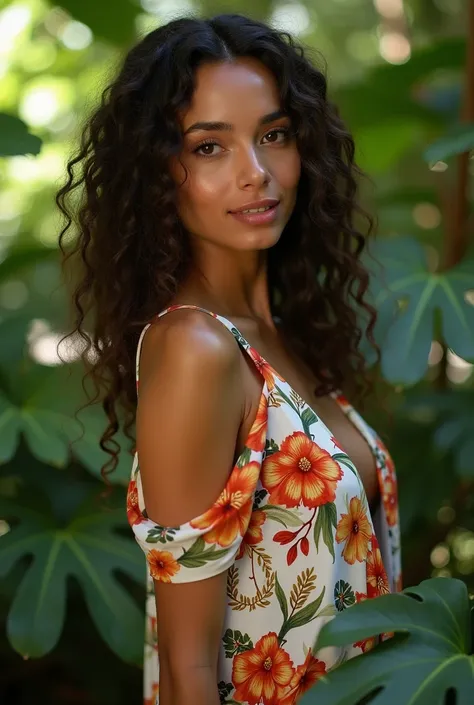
[128,454,264,584]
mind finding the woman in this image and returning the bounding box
[57,13,401,705]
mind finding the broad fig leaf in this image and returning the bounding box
[424,122,474,163]
[403,390,474,478]
[367,237,474,384]
[0,113,42,157]
[0,477,144,663]
[0,363,133,484]
[302,578,474,705]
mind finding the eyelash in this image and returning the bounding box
[192,127,291,157]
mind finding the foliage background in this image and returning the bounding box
[0,0,473,703]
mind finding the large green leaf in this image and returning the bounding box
[0,113,42,157]
[366,238,474,384]
[0,363,133,484]
[424,122,474,163]
[0,475,144,663]
[403,390,474,478]
[335,37,465,130]
[57,0,141,44]
[302,578,473,705]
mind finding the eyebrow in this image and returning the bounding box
[183,109,288,135]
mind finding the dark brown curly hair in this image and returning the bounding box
[56,13,379,479]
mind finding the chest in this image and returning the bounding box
[236,326,380,513]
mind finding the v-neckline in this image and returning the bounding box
[223,318,383,516]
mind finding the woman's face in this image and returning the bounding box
[172,57,301,253]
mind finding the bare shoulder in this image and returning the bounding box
[135,308,245,526]
[138,309,242,390]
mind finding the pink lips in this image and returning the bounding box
[229,200,280,226]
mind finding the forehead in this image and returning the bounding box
[182,58,281,126]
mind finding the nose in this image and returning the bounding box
[236,145,270,190]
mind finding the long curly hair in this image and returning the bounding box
[57,13,379,479]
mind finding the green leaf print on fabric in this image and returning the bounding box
[275,572,288,623]
[313,502,338,562]
[279,586,326,640]
[178,537,230,568]
[252,489,267,510]
[222,628,253,658]
[264,438,279,458]
[145,525,178,543]
[236,446,252,468]
[262,504,304,528]
[334,579,356,611]
[301,406,318,430]
[275,568,326,642]
[331,452,358,476]
[230,327,248,348]
[218,681,233,704]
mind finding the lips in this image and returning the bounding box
[229,198,280,214]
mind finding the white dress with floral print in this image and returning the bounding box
[127,305,402,705]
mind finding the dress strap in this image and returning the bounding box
[135,304,267,395]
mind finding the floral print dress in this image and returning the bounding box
[127,304,402,705]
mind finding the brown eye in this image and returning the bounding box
[193,140,222,157]
[262,128,289,144]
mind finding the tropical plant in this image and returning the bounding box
[302,578,474,705]
[0,0,473,703]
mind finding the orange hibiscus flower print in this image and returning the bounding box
[335,496,372,564]
[367,535,390,597]
[147,549,180,582]
[190,461,260,547]
[144,681,159,705]
[246,391,268,452]
[281,651,327,705]
[247,348,285,392]
[381,464,398,527]
[236,509,266,559]
[354,635,377,653]
[262,432,343,508]
[232,632,294,705]
[126,480,143,526]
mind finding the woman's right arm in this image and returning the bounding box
[136,311,246,705]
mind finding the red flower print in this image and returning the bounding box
[262,432,343,508]
[247,348,285,392]
[232,632,295,705]
[287,544,298,566]
[330,435,346,453]
[147,549,180,582]
[354,636,377,653]
[144,681,159,705]
[334,393,351,410]
[126,480,144,526]
[355,591,367,603]
[190,462,260,547]
[381,463,399,527]
[367,535,390,597]
[273,530,297,545]
[281,651,327,705]
[236,509,266,559]
[335,496,372,564]
[246,391,268,452]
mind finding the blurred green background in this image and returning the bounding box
[0,0,473,703]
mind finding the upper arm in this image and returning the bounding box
[134,312,251,675]
[136,311,245,527]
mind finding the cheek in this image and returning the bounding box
[176,161,228,216]
[275,148,301,189]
